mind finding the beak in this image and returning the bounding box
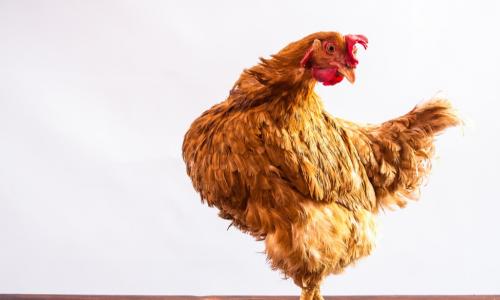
[337,65,356,84]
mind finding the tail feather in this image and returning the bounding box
[355,98,461,210]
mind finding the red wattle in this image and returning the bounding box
[312,67,344,86]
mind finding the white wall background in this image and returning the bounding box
[1,0,499,296]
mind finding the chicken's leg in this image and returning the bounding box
[313,287,325,300]
[300,286,324,300]
[300,286,316,300]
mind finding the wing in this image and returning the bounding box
[182,102,309,238]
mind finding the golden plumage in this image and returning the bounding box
[182,31,460,300]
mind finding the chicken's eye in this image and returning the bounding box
[324,42,335,54]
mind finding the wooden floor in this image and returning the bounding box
[0,296,498,300]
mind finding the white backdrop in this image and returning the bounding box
[1,0,499,295]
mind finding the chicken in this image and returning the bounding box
[182,31,460,300]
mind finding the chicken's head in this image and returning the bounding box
[299,32,368,86]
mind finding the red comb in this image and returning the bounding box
[345,34,368,68]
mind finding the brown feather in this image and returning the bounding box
[182,31,460,298]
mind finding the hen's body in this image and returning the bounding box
[182,32,459,299]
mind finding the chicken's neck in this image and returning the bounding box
[230,56,324,123]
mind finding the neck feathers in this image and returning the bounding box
[228,46,320,117]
